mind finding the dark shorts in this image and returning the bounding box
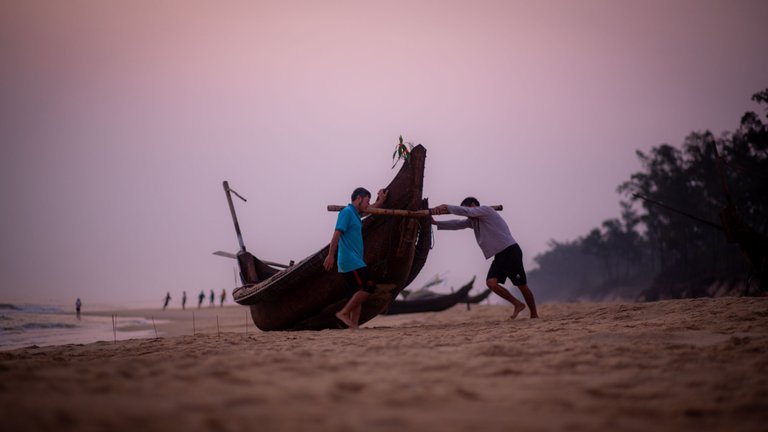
[487,244,527,286]
[342,266,376,297]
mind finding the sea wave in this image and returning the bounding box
[2,323,78,332]
[0,305,161,351]
[22,322,79,330]
[0,304,64,313]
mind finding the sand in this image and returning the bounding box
[1,297,767,432]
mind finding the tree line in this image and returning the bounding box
[529,89,768,302]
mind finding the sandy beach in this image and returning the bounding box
[1,297,766,432]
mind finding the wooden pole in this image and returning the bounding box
[112,315,116,344]
[327,205,503,216]
[152,317,158,338]
[223,181,248,253]
[213,251,291,269]
[217,315,220,338]
[192,312,196,336]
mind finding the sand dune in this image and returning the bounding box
[1,298,766,432]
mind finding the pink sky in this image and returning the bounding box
[1,0,766,307]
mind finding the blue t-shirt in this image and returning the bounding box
[335,204,366,272]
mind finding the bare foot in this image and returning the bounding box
[510,303,526,319]
[335,311,357,329]
[530,313,540,319]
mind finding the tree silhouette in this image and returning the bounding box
[529,89,768,301]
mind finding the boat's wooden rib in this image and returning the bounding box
[231,145,429,330]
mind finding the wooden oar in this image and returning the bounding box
[326,205,503,216]
[212,251,292,268]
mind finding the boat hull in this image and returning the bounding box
[382,278,474,315]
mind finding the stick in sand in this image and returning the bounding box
[327,205,503,216]
[152,317,158,339]
[112,314,116,344]
[217,315,220,338]
[193,312,196,336]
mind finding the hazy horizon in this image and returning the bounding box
[1,1,767,308]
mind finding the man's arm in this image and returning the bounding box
[430,204,472,230]
[434,218,472,230]
[443,204,492,218]
[323,230,343,271]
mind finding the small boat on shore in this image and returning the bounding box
[383,277,474,315]
[465,286,492,304]
[225,145,431,330]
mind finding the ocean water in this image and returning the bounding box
[0,303,158,351]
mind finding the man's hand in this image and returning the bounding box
[376,189,388,203]
[430,204,449,215]
[323,254,334,271]
[325,230,341,271]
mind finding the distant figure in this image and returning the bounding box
[182,291,187,310]
[324,187,387,329]
[198,290,205,309]
[163,292,171,310]
[220,288,227,307]
[75,298,82,319]
[431,197,539,319]
[209,289,215,307]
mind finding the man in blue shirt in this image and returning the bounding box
[431,197,539,319]
[324,187,388,329]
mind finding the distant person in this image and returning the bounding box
[220,288,226,307]
[75,298,82,319]
[209,289,215,307]
[323,187,387,329]
[198,290,205,309]
[163,292,171,311]
[431,197,539,319]
[182,291,187,310]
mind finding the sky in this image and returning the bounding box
[1,0,766,308]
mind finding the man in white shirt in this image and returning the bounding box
[431,197,539,319]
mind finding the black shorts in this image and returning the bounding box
[342,267,376,297]
[487,244,527,286]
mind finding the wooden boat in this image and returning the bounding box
[382,277,474,315]
[399,273,446,300]
[227,145,431,330]
[465,286,492,304]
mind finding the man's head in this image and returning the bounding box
[460,196,480,207]
[351,187,372,211]
[351,187,371,202]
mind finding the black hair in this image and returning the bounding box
[460,196,480,207]
[351,187,371,201]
